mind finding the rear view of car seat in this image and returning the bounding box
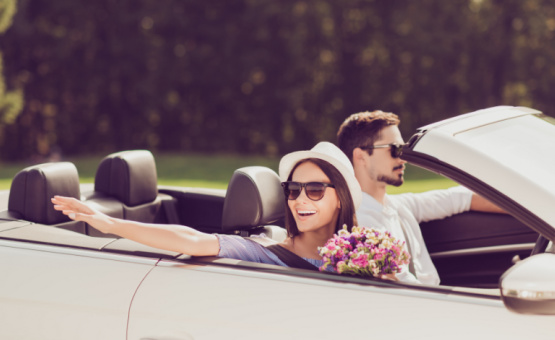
[221,166,287,242]
[8,162,86,233]
[87,150,178,237]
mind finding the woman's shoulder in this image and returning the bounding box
[277,237,294,251]
[216,234,287,266]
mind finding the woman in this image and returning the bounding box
[51,142,362,270]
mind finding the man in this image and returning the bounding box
[337,110,503,285]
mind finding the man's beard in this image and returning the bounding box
[377,165,404,187]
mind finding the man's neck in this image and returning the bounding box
[353,161,387,204]
[362,181,387,205]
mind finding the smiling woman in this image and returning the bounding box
[52,142,364,272]
[280,159,357,237]
[276,142,361,261]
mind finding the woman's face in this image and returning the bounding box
[287,161,340,236]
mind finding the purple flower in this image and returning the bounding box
[319,225,410,277]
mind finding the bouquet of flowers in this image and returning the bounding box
[318,225,411,277]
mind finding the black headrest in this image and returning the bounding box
[94,150,158,207]
[221,166,285,232]
[8,162,80,224]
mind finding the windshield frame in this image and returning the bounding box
[403,109,555,242]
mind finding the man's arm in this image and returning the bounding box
[470,194,506,214]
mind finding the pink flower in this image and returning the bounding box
[318,225,410,278]
[351,253,369,268]
[336,261,347,273]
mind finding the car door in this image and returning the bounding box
[420,211,538,287]
[127,257,555,340]
[0,235,156,340]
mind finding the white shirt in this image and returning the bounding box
[356,186,473,285]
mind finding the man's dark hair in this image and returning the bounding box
[337,110,400,163]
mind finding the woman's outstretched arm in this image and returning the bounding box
[51,195,219,256]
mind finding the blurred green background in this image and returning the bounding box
[1,0,555,164]
[0,153,456,192]
[0,1,548,193]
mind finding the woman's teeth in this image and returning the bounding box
[298,210,316,217]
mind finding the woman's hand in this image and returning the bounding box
[51,195,114,234]
[52,195,219,256]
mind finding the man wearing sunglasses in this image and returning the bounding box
[337,110,503,285]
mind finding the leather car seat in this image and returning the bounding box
[8,162,86,233]
[87,150,177,237]
[221,166,287,242]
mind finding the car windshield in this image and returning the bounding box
[409,110,555,236]
[453,114,555,194]
[415,113,554,236]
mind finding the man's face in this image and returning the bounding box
[365,125,407,187]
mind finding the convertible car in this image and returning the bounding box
[0,106,554,339]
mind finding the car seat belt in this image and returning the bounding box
[247,237,318,271]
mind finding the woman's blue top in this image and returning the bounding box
[216,234,323,269]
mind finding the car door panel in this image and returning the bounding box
[128,259,555,340]
[429,243,534,287]
[420,211,538,287]
[0,240,156,339]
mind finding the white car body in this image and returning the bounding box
[0,106,554,339]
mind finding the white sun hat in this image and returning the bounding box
[279,141,362,209]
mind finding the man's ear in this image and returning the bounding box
[352,147,366,163]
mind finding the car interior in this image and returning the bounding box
[0,149,542,291]
[0,150,288,256]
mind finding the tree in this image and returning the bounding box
[0,0,23,140]
[1,0,554,161]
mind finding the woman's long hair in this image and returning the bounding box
[284,158,358,237]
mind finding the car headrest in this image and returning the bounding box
[94,150,158,207]
[8,162,80,224]
[221,166,285,232]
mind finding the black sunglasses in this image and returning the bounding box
[361,143,405,158]
[281,181,335,201]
